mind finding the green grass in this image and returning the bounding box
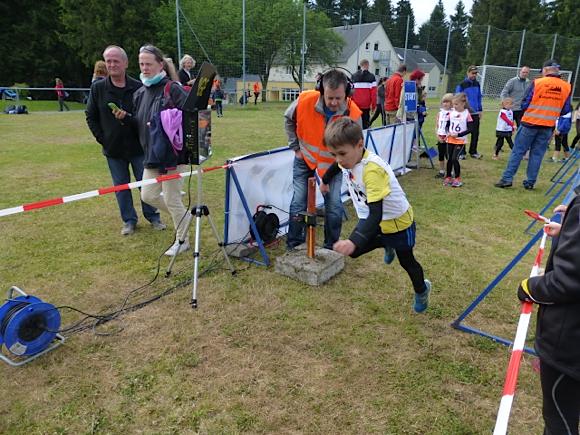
[0,102,562,434]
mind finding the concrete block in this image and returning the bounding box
[275,245,345,286]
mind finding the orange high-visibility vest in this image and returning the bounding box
[522,76,571,127]
[295,90,362,178]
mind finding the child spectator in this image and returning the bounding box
[211,83,225,117]
[550,111,572,162]
[322,117,431,313]
[517,198,580,434]
[435,93,453,178]
[444,93,473,187]
[493,97,515,160]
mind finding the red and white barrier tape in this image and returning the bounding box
[493,226,549,435]
[0,164,230,218]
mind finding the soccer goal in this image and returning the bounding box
[478,65,573,98]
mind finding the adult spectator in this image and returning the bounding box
[253,81,261,105]
[284,69,362,250]
[500,65,531,127]
[92,60,107,83]
[351,59,377,129]
[385,64,406,125]
[177,54,195,87]
[455,65,483,159]
[369,77,386,127]
[86,45,165,236]
[495,59,571,190]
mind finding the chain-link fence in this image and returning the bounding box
[167,3,579,106]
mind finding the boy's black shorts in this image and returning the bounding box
[351,222,416,258]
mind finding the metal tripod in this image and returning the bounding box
[165,166,236,308]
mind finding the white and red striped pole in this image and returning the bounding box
[493,224,549,435]
[0,164,230,218]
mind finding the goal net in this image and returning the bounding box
[478,65,573,98]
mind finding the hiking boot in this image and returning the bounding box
[494,179,512,188]
[384,247,395,265]
[151,220,167,231]
[121,222,136,236]
[451,177,463,187]
[470,153,483,159]
[443,177,453,186]
[164,239,191,256]
[414,280,431,313]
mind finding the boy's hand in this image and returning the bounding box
[333,239,355,256]
[553,204,568,214]
[319,182,329,194]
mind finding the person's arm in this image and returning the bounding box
[455,82,462,94]
[348,201,383,248]
[456,120,474,137]
[500,79,512,100]
[560,93,572,116]
[321,162,340,185]
[518,198,580,304]
[85,84,104,144]
[371,80,377,110]
[500,112,514,128]
[477,85,483,118]
[284,99,300,151]
[521,81,535,111]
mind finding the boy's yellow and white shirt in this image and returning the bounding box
[341,150,413,234]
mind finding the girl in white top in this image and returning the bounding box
[493,97,515,160]
[445,93,473,187]
[435,93,453,178]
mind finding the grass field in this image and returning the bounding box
[0,102,568,434]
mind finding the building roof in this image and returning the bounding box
[331,22,382,63]
[393,47,445,73]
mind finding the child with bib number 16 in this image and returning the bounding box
[445,92,473,187]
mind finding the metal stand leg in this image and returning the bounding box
[164,166,236,309]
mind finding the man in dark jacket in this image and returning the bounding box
[86,45,165,236]
[455,65,483,159]
[517,195,580,434]
[351,59,377,129]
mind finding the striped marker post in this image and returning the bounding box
[0,164,230,219]
[493,226,549,435]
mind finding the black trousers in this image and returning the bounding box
[468,114,480,155]
[540,361,580,435]
[495,133,514,155]
[446,144,463,177]
[555,134,570,153]
[360,108,371,130]
[369,105,385,127]
[437,141,447,162]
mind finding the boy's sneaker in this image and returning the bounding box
[383,247,395,265]
[435,171,445,178]
[164,239,191,256]
[492,155,499,160]
[458,154,466,160]
[414,280,431,313]
[451,177,463,187]
[443,177,452,186]
[470,153,483,159]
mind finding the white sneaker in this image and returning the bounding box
[164,239,191,256]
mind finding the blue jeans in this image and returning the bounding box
[287,156,343,250]
[500,125,553,186]
[106,154,160,225]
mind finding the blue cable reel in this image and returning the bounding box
[0,286,65,367]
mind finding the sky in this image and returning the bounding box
[409,0,474,31]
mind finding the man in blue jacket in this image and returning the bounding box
[455,65,483,159]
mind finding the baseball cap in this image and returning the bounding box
[543,59,560,69]
[467,65,478,73]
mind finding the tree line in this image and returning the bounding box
[1,0,578,89]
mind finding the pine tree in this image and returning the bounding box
[391,0,416,49]
[337,0,370,25]
[368,0,394,34]
[416,0,448,64]
[448,0,469,90]
[312,0,342,26]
